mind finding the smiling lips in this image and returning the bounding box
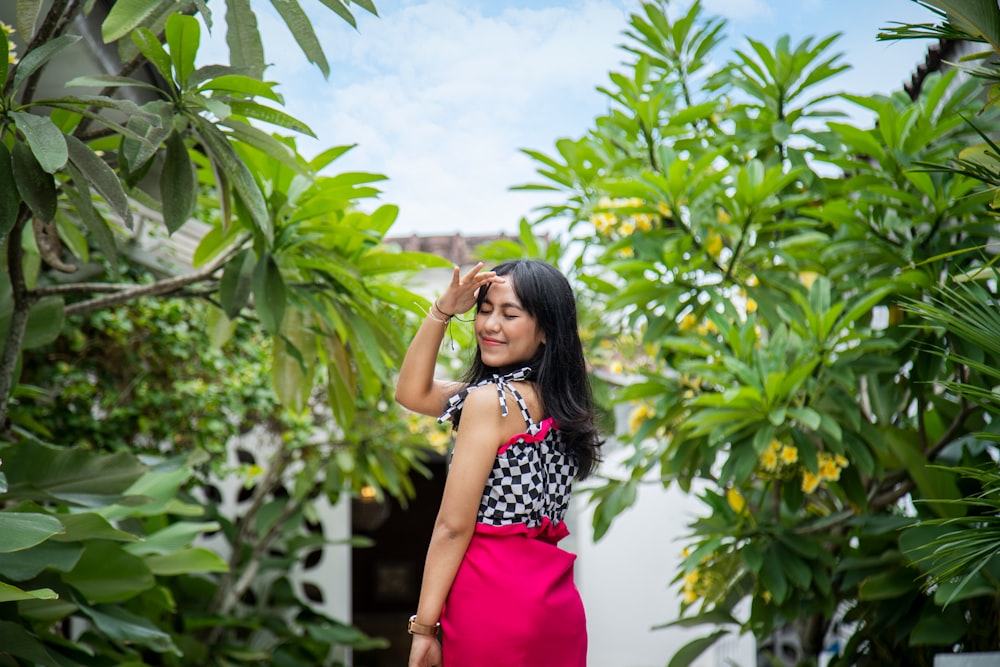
[481,337,505,346]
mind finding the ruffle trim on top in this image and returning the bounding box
[497,416,557,455]
[474,516,570,545]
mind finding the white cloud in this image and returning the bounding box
[255,0,633,236]
[195,0,938,238]
[699,0,772,22]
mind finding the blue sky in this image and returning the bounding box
[201,1,938,236]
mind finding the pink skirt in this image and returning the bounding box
[441,520,586,667]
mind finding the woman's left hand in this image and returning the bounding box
[407,634,443,667]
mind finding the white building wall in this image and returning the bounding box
[572,441,756,667]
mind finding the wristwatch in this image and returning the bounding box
[407,615,440,636]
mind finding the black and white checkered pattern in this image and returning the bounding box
[439,368,579,528]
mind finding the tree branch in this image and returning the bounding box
[0,210,38,428]
[61,249,236,317]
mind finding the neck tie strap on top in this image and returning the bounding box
[438,366,533,426]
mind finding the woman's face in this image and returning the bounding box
[475,279,545,369]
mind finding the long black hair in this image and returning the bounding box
[462,259,603,479]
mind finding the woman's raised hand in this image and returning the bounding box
[435,262,504,317]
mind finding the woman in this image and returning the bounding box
[395,259,603,667]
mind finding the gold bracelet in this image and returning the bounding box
[407,615,440,636]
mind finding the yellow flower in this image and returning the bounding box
[657,201,673,219]
[834,454,849,468]
[597,196,613,209]
[428,429,452,449]
[683,588,699,604]
[760,450,778,472]
[717,208,731,224]
[761,590,772,603]
[679,313,697,331]
[633,213,654,231]
[746,274,759,287]
[745,297,757,314]
[706,232,724,258]
[624,197,643,208]
[684,570,700,586]
[696,319,718,335]
[768,439,782,453]
[818,455,842,482]
[780,445,798,464]
[619,246,634,258]
[799,271,818,290]
[628,404,654,434]
[801,470,821,494]
[680,547,691,559]
[726,487,747,514]
[608,360,624,374]
[618,219,636,236]
[590,212,616,235]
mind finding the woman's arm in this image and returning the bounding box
[395,263,503,417]
[407,388,505,666]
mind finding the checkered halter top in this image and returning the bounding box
[439,367,579,529]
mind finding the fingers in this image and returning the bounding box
[458,262,505,285]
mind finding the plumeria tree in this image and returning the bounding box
[518,1,1000,664]
[1,1,448,664]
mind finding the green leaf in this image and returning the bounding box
[227,100,316,137]
[131,27,174,85]
[219,248,256,318]
[64,164,120,279]
[0,143,19,239]
[23,296,65,350]
[351,0,378,16]
[0,443,147,501]
[667,630,730,667]
[0,583,59,604]
[192,116,271,242]
[12,140,57,222]
[10,112,68,174]
[924,0,1000,51]
[12,34,80,95]
[326,334,357,429]
[63,541,155,603]
[54,513,138,543]
[0,513,65,553]
[65,73,165,93]
[79,603,180,654]
[65,135,133,229]
[160,130,196,234]
[909,604,969,646]
[0,28,8,94]
[882,427,963,517]
[270,0,330,78]
[759,544,789,603]
[165,13,200,86]
[858,568,918,601]
[126,521,220,556]
[253,253,286,334]
[16,0,44,43]
[317,0,357,28]
[0,541,83,580]
[198,74,283,103]
[224,0,266,79]
[102,0,171,43]
[218,119,306,173]
[144,547,228,575]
